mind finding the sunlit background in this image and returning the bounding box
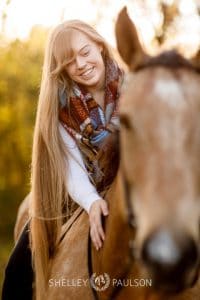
[0,0,199,292]
[1,0,200,53]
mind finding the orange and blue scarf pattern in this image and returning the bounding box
[59,57,123,189]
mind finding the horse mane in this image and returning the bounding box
[135,50,200,74]
[97,129,120,192]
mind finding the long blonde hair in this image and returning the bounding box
[30,19,113,300]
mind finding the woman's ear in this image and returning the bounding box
[99,44,103,53]
[99,44,106,60]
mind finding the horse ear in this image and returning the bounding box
[115,7,147,70]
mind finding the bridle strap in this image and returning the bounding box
[121,170,136,229]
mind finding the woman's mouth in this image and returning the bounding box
[80,67,94,79]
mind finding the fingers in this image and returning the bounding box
[90,226,102,250]
[97,201,109,242]
[89,200,109,250]
[90,213,104,250]
[100,200,109,216]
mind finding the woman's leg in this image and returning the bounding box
[2,219,34,300]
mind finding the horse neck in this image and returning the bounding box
[92,169,135,279]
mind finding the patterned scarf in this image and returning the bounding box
[59,57,123,192]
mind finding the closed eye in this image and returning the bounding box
[83,50,89,56]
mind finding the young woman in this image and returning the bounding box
[2,19,123,300]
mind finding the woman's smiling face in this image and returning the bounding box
[65,30,105,91]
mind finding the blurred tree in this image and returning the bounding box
[155,1,180,45]
[0,25,47,238]
[133,0,199,54]
[0,25,48,292]
[0,0,11,35]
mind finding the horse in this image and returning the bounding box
[14,7,200,300]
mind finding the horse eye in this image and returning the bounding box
[120,114,132,130]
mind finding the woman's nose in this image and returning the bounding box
[75,56,86,69]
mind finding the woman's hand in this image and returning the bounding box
[89,199,109,250]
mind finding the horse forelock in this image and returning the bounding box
[135,50,200,74]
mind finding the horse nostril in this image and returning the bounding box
[141,230,199,289]
[142,231,180,268]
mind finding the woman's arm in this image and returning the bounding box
[59,123,109,250]
[59,123,100,213]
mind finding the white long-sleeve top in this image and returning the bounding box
[59,123,101,213]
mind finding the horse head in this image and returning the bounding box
[116,7,200,294]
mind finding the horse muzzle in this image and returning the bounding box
[141,229,200,293]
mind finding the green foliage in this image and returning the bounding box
[0,25,47,291]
